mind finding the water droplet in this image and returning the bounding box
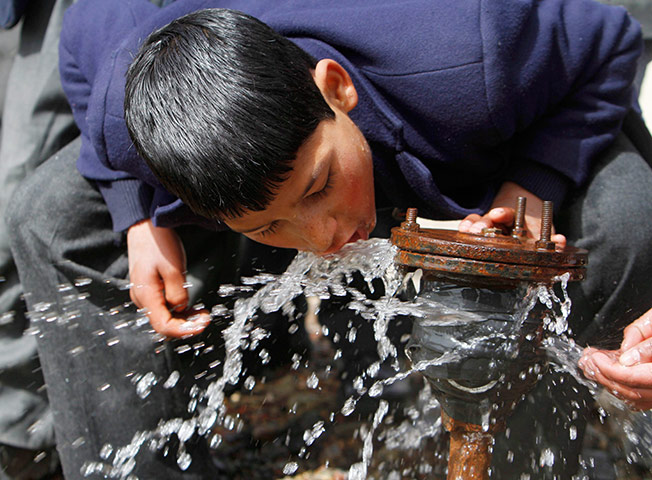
[244,376,256,390]
[306,372,319,389]
[347,327,358,343]
[302,420,325,446]
[283,462,299,475]
[342,397,357,416]
[539,448,555,467]
[163,371,180,389]
[259,349,270,364]
[74,277,93,287]
[136,372,158,399]
[71,437,86,449]
[209,433,222,449]
[177,451,192,471]
[0,311,14,325]
[99,443,113,459]
[368,381,384,398]
[178,419,196,442]
[68,346,85,356]
[569,425,577,440]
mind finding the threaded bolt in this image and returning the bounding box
[401,208,420,232]
[535,201,555,250]
[512,196,527,238]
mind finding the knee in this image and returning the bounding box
[5,139,82,249]
[577,149,652,258]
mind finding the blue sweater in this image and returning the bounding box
[59,0,642,232]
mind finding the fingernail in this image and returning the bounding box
[459,220,471,230]
[620,349,641,366]
[180,316,209,331]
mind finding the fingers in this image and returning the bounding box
[620,337,652,367]
[459,208,566,249]
[458,213,482,233]
[486,207,514,226]
[130,270,206,338]
[551,233,566,249]
[160,266,189,312]
[580,348,652,410]
[458,208,513,234]
[148,305,210,338]
[140,286,209,338]
[621,307,652,351]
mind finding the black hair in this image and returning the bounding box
[124,8,335,219]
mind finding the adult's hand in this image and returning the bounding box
[127,219,209,338]
[579,308,652,410]
[458,181,566,248]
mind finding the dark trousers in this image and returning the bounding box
[0,0,77,461]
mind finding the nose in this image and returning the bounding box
[297,215,337,254]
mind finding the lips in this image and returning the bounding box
[324,219,375,255]
[347,230,361,244]
[345,225,370,246]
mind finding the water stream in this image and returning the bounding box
[27,238,652,479]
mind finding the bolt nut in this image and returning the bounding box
[535,239,556,251]
[482,227,502,237]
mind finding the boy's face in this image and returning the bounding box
[223,109,376,254]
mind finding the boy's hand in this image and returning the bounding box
[458,181,566,248]
[127,219,209,338]
[579,308,652,410]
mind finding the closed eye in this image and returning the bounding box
[257,220,280,239]
[307,171,334,201]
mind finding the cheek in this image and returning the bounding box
[338,158,374,211]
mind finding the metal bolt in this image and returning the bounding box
[535,201,556,250]
[482,227,502,237]
[401,208,420,232]
[512,197,527,238]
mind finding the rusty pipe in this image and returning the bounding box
[443,412,494,480]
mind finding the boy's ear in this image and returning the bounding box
[313,59,358,113]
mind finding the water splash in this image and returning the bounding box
[78,239,416,478]
[34,238,648,479]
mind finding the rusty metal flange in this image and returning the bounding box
[390,206,588,285]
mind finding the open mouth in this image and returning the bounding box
[346,225,370,245]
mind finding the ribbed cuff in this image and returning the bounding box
[96,178,154,231]
[503,161,570,210]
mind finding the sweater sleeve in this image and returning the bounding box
[59,0,160,231]
[481,0,642,206]
[61,0,223,232]
[0,0,29,29]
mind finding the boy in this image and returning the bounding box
[7,0,652,478]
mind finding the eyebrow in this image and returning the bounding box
[301,159,328,197]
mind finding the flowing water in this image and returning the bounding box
[27,238,652,479]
